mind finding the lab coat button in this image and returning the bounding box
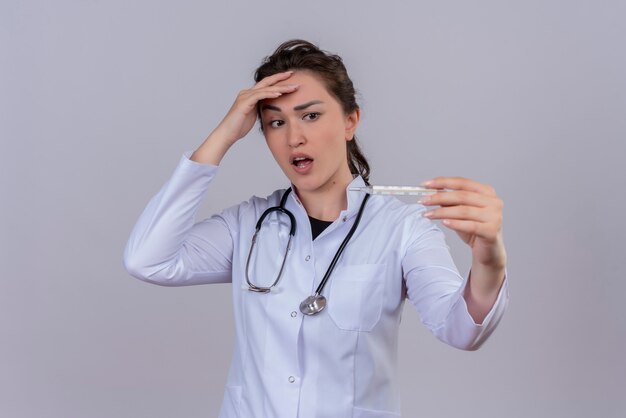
[288,376,296,383]
[290,311,297,318]
[342,216,347,222]
[305,255,311,261]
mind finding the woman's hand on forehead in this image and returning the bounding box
[190,71,301,165]
[252,70,296,90]
[215,71,301,144]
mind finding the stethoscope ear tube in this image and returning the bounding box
[254,208,296,237]
[245,188,295,293]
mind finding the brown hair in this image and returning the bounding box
[254,39,371,185]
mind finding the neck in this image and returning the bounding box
[295,172,354,222]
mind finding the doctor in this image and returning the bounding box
[123,39,508,418]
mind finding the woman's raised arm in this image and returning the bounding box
[190,70,299,165]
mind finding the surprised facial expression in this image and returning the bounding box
[259,71,359,196]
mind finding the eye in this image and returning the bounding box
[268,120,284,128]
[303,112,320,121]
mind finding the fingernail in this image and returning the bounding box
[423,211,434,218]
[421,180,433,186]
[417,197,430,204]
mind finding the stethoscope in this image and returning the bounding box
[245,187,370,316]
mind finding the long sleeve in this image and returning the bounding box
[403,215,509,350]
[122,151,233,286]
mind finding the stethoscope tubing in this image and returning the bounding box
[244,186,370,315]
[311,193,370,297]
[244,189,296,293]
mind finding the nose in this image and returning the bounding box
[287,122,306,148]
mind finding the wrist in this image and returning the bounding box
[472,236,507,271]
[472,255,507,272]
[190,130,234,166]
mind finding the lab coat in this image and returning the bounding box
[123,151,509,418]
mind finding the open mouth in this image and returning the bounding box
[292,156,314,168]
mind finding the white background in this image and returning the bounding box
[2,1,625,417]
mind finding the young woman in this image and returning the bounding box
[123,39,508,418]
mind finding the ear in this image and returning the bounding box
[344,108,360,141]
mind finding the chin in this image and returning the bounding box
[290,178,317,193]
[288,175,324,194]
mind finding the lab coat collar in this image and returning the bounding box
[288,175,368,220]
[345,175,368,218]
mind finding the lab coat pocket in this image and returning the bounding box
[327,263,386,331]
[218,385,242,418]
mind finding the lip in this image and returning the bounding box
[290,153,314,174]
[290,153,314,165]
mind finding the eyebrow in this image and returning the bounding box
[261,100,324,112]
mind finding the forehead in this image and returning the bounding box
[262,71,338,109]
[274,70,324,87]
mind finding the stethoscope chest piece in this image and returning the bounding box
[300,295,327,316]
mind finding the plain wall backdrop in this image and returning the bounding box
[2,1,625,417]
